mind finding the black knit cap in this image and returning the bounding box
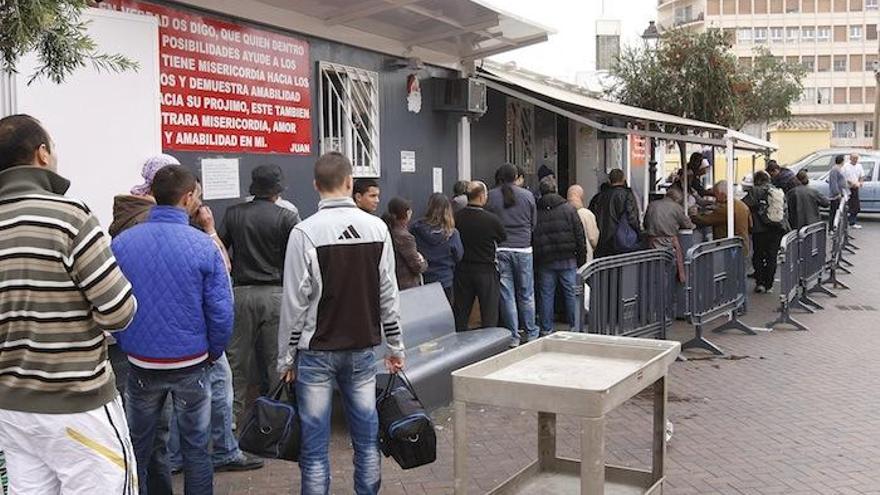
[250,164,285,196]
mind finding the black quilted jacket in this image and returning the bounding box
[533,193,587,267]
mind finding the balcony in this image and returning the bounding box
[674,12,705,28]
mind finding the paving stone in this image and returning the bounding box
[179,221,880,494]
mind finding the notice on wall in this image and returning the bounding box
[401,150,416,173]
[201,158,241,200]
[433,167,443,193]
[102,0,312,154]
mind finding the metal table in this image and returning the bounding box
[451,332,680,494]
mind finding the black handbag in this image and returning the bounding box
[238,380,300,462]
[376,372,436,469]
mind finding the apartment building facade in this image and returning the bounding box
[658,0,879,148]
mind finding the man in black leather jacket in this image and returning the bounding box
[589,169,642,258]
[219,165,299,422]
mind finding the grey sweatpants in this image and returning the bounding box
[227,285,283,423]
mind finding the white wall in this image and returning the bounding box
[10,9,161,228]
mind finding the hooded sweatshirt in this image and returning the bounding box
[410,220,464,288]
[110,194,155,237]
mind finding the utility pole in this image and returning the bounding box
[874,59,880,150]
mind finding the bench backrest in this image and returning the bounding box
[399,282,454,348]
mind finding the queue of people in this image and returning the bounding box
[0,112,850,495]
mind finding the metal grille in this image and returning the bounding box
[505,98,535,173]
[318,61,380,178]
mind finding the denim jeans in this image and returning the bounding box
[168,354,242,469]
[497,250,539,344]
[297,349,381,495]
[125,364,212,495]
[536,266,579,334]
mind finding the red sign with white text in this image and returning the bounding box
[103,0,312,154]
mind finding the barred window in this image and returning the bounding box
[505,99,535,174]
[318,62,381,178]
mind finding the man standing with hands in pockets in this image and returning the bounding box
[277,152,405,495]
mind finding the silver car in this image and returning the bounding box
[787,148,880,213]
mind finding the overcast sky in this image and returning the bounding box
[480,0,657,83]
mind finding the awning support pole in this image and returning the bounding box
[726,137,735,239]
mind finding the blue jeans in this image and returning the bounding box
[168,354,242,469]
[125,364,212,495]
[297,349,381,495]
[536,266,579,334]
[497,250,539,343]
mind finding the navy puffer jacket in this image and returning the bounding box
[533,193,587,267]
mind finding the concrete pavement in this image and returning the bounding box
[192,221,880,494]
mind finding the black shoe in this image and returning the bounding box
[754,285,766,294]
[214,453,264,472]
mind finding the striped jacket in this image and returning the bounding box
[277,197,404,371]
[0,166,137,414]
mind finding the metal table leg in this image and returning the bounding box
[538,412,556,470]
[454,400,467,494]
[652,377,667,483]
[581,416,605,495]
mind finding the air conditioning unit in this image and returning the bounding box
[433,77,487,115]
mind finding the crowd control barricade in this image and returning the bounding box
[682,237,756,356]
[838,202,855,270]
[798,222,834,310]
[575,249,676,339]
[766,231,808,331]
[827,201,851,290]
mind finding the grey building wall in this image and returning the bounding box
[163,1,460,223]
[470,88,558,192]
[470,88,508,185]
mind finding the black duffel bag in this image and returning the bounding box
[376,371,436,469]
[238,380,300,461]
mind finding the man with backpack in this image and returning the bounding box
[743,171,789,294]
[589,169,642,257]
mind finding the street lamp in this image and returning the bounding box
[642,21,661,191]
[642,21,661,50]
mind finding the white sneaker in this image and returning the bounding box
[852,224,863,229]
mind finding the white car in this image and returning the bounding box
[787,149,880,212]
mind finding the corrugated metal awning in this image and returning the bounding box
[478,64,777,153]
[186,0,554,68]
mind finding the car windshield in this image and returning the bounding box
[793,155,832,179]
[784,151,821,168]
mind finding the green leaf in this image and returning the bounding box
[1,1,138,85]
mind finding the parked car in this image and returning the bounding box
[742,149,880,212]
[788,149,880,213]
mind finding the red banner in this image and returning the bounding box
[629,134,647,167]
[103,1,312,154]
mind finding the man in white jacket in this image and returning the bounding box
[277,152,405,495]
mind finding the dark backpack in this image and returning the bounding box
[376,372,436,469]
[614,210,640,253]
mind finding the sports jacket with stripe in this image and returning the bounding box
[0,166,137,414]
[277,197,404,371]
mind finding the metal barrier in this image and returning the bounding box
[838,202,855,271]
[682,237,756,356]
[766,231,807,331]
[827,201,850,290]
[575,249,676,339]
[798,222,834,310]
